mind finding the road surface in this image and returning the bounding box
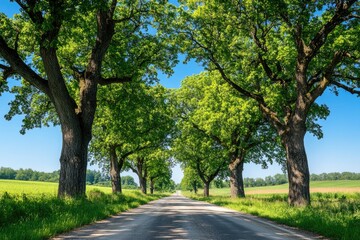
[53,193,324,240]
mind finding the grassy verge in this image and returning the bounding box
[183,191,360,240]
[0,188,169,240]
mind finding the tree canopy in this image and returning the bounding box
[0,0,177,197]
[171,0,359,206]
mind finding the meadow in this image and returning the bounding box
[209,180,360,196]
[184,180,360,240]
[0,180,169,240]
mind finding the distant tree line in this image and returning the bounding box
[183,172,360,191]
[0,167,137,188]
[243,172,360,188]
[0,167,59,182]
[310,172,360,181]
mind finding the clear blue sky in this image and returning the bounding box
[1,2,360,184]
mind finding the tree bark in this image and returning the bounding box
[110,146,121,193]
[139,176,147,194]
[57,126,88,198]
[282,124,310,206]
[229,158,245,198]
[203,181,210,197]
[192,181,198,194]
[150,178,155,194]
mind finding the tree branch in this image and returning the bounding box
[0,36,52,97]
[307,50,347,103]
[306,1,356,61]
[15,0,44,24]
[330,81,360,96]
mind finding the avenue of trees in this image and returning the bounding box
[1,1,359,206]
[171,0,360,206]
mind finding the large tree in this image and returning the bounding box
[147,150,173,194]
[90,83,173,193]
[0,0,176,197]
[172,120,228,197]
[174,0,358,206]
[173,72,285,197]
[180,166,202,194]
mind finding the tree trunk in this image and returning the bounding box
[282,126,310,206]
[58,125,89,198]
[139,176,147,194]
[192,181,198,194]
[229,158,245,198]
[110,146,121,193]
[203,181,210,197]
[150,178,155,194]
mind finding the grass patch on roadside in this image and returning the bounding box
[183,191,360,240]
[0,185,169,240]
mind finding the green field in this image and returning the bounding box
[184,180,360,240]
[1,180,359,240]
[206,180,360,196]
[0,179,113,195]
[0,180,169,240]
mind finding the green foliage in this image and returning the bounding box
[121,175,138,189]
[0,0,178,133]
[0,184,168,240]
[90,82,174,170]
[180,167,202,193]
[172,71,285,175]
[184,192,360,240]
[0,167,111,184]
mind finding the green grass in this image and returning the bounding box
[207,180,360,196]
[0,179,114,195]
[0,180,169,240]
[310,180,360,188]
[184,184,360,240]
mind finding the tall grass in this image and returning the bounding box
[184,192,360,240]
[0,187,168,240]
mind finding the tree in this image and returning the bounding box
[0,167,16,179]
[0,0,176,197]
[121,175,137,189]
[180,166,202,194]
[172,72,284,197]
[172,121,228,197]
[90,83,174,193]
[147,150,173,194]
[174,0,359,206]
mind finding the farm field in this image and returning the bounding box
[208,180,360,196]
[0,180,168,240]
[184,180,360,240]
[0,179,113,195]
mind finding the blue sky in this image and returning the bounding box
[1,2,360,184]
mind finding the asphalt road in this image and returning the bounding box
[53,193,324,240]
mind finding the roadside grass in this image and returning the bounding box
[184,184,360,240]
[0,180,169,240]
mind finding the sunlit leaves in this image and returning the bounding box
[90,82,174,168]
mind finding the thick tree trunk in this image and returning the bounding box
[58,126,89,198]
[282,126,310,206]
[229,158,245,198]
[139,176,147,194]
[203,182,210,197]
[110,146,121,193]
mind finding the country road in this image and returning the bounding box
[53,193,324,240]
